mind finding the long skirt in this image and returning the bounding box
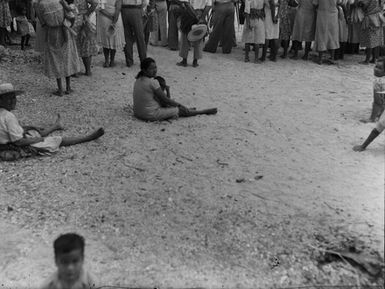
[43,27,81,78]
[73,13,98,57]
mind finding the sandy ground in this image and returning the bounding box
[0,39,384,288]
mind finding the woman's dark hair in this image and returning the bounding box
[135,57,156,79]
[54,233,85,258]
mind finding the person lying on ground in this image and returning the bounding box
[353,111,384,152]
[360,58,385,123]
[133,57,217,121]
[40,233,97,289]
[0,83,104,161]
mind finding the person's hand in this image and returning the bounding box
[353,145,365,152]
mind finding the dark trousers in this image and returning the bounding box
[121,8,147,65]
[167,3,184,50]
[204,2,235,53]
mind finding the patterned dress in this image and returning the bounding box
[96,0,125,50]
[73,0,98,57]
[0,0,11,28]
[359,0,383,48]
[279,0,291,40]
[36,1,81,78]
[242,0,266,44]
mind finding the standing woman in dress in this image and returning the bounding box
[73,0,98,75]
[96,0,125,67]
[260,0,280,62]
[0,0,12,46]
[291,0,316,60]
[313,0,340,64]
[357,0,384,64]
[279,0,292,58]
[36,0,81,95]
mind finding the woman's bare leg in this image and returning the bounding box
[60,128,104,146]
[179,108,217,117]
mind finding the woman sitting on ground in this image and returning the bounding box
[133,57,217,121]
[0,83,104,161]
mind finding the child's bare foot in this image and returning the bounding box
[89,128,105,140]
[109,61,115,67]
[353,145,365,152]
[254,59,262,64]
[54,113,64,130]
[53,90,64,97]
[103,61,109,68]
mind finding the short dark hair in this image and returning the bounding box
[136,57,156,79]
[54,233,85,257]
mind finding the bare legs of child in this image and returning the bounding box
[0,28,6,46]
[55,77,72,96]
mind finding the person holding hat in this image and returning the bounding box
[177,0,211,67]
[0,83,105,161]
[96,0,125,67]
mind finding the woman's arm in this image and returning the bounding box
[113,0,122,23]
[154,88,187,109]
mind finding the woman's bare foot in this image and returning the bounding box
[103,61,109,68]
[109,61,115,67]
[359,60,369,65]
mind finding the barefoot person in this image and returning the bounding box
[36,0,81,96]
[133,58,217,121]
[360,58,385,123]
[0,83,104,161]
[353,111,385,152]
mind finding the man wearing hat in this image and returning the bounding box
[176,0,211,67]
[0,83,104,161]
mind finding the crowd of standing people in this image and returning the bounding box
[1,0,384,70]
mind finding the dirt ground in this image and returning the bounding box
[0,39,384,288]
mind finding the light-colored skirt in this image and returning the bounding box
[96,10,125,50]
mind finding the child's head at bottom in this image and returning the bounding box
[54,233,85,283]
[374,57,385,77]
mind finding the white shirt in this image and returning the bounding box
[0,108,24,144]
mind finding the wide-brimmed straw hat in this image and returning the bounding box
[187,24,208,42]
[0,83,24,97]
